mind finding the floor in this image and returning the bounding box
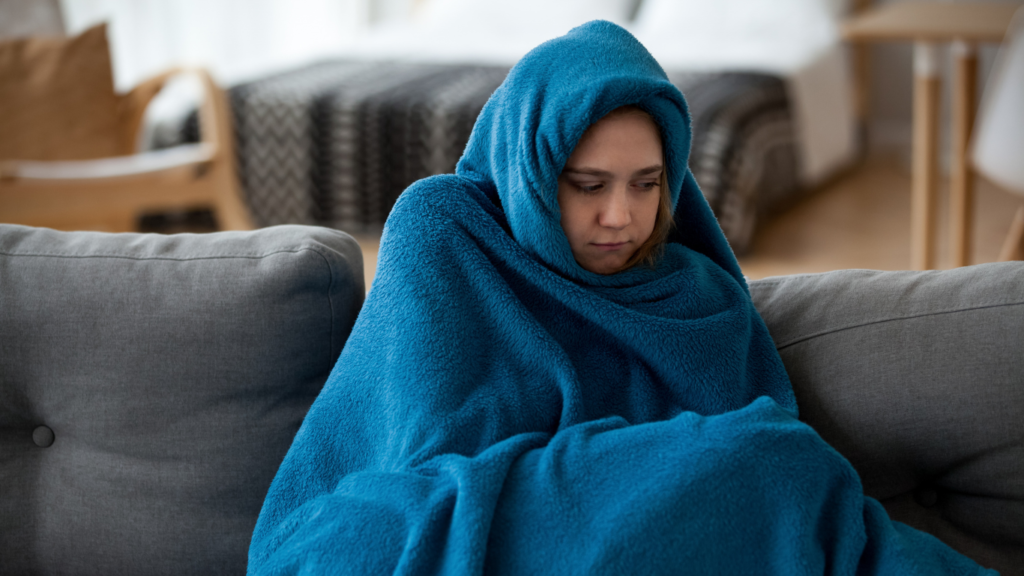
[348,152,1021,291]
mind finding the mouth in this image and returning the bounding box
[591,241,629,252]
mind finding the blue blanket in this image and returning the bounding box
[248,21,993,575]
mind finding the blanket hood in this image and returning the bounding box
[457,20,743,287]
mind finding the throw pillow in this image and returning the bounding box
[0,23,123,161]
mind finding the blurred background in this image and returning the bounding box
[2,0,1022,287]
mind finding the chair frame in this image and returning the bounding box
[0,67,253,232]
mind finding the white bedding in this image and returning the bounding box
[345,0,634,64]
[630,0,856,186]
[341,0,857,187]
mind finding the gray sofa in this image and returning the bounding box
[1,223,1021,575]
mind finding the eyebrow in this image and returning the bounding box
[562,164,663,178]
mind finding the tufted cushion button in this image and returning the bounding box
[32,425,55,448]
[914,486,939,508]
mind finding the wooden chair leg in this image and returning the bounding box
[213,183,255,230]
[207,166,254,231]
[999,204,1024,261]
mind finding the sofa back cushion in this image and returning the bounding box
[750,262,1024,576]
[0,224,363,575]
[0,23,124,160]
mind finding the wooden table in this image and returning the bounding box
[843,2,1021,270]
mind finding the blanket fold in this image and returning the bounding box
[248,21,994,575]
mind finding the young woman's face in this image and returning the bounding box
[557,111,664,275]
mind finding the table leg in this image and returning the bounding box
[950,40,977,268]
[912,42,941,271]
[999,205,1024,261]
[853,41,871,127]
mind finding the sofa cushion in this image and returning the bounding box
[750,262,1024,576]
[0,224,364,575]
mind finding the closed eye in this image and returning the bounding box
[634,180,660,191]
[567,180,604,194]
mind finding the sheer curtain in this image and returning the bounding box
[59,0,377,90]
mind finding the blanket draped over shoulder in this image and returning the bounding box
[248,21,993,575]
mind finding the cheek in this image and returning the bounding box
[637,193,661,235]
[557,187,589,244]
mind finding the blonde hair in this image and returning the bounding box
[599,106,675,273]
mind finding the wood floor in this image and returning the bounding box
[738,153,1020,279]
[349,152,1022,290]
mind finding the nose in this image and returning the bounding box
[597,186,631,229]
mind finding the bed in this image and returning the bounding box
[221,0,857,254]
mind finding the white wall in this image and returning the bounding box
[59,0,372,90]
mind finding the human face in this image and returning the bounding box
[557,111,664,275]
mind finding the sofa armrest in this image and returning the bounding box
[0,224,364,575]
[750,262,1024,576]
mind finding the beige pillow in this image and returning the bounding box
[0,23,124,161]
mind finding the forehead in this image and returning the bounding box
[568,111,663,166]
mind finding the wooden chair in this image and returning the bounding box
[0,25,252,232]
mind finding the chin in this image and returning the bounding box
[584,258,627,275]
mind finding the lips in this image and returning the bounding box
[592,241,629,252]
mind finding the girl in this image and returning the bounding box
[248,21,993,575]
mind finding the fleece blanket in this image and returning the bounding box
[248,21,993,575]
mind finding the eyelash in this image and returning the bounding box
[574,183,604,194]
[571,181,660,195]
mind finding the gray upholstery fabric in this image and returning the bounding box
[4,222,1019,574]
[750,263,1024,576]
[0,224,364,575]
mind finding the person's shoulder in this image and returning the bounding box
[400,173,475,196]
[391,175,470,215]
[389,175,504,231]
[374,175,511,291]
